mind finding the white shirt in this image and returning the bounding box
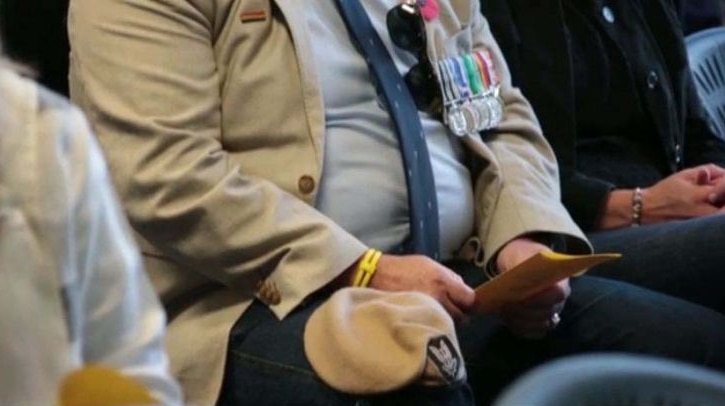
[0,68,182,406]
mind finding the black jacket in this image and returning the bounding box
[0,0,70,96]
[674,0,723,34]
[482,0,725,231]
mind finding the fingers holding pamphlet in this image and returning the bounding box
[473,251,622,314]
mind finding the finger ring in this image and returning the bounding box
[550,312,561,327]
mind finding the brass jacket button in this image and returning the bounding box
[298,175,316,194]
[256,280,282,305]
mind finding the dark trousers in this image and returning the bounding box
[218,263,725,406]
[587,214,725,314]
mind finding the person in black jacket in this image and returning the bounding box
[481,0,725,315]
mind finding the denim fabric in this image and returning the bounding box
[455,263,725,405]
[218,263,725,406]
[216,291,475,406]
[587,214,725,314]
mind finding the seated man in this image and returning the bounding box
[0,55,182,404]
[68,0,725,405]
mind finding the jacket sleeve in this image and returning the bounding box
[481,0,615,232]
[68,0,367,320]
[468,5,591,265]
[57,105,184,405]
[560,172,616,232]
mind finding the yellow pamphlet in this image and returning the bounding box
[473,251,621,314]
[58,365,157,406]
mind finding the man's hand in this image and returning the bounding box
[640,165,723,223]
[496,238,569,339]
[369,255,475,323]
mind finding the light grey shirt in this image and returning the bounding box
[308,0,475,259]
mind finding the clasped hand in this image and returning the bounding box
[640,163,725,223]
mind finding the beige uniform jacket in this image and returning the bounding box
[69,0,589,404]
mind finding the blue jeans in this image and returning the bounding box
[216,289,475,406]
[455,263,725,405]
[218,265,725,406]
[587,214,725,314]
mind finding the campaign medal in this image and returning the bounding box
[463,53,492,131]
[439,57,479,136]
[475,49,504,128]
[434,48,504,136]
[449,57,481,135]
[437,59,468,136]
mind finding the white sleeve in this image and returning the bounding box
[66,107,184,406]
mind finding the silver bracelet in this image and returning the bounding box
[632,187,643,227]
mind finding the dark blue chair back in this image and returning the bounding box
[687,27,725,140]
[494,354,725,406]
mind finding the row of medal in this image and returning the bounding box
[436,49,504,137]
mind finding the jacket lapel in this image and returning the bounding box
[271,0,326,158]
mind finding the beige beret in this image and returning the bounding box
[304,288,466,395]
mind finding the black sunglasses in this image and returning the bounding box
[386,2,443,115]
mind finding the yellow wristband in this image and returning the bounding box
[353,249,382,288]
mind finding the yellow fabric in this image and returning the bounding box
[353,249,382,287]
[58,366,157,406]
